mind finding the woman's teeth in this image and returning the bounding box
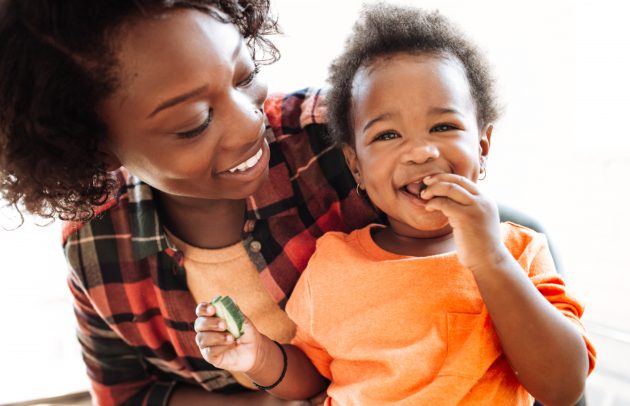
[228,148,263,173]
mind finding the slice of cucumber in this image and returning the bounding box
[211,295,245,338]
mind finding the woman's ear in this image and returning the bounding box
[98,143,122,172]
[342,143,362,185]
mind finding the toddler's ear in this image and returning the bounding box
[342,143,362,184]
[479,124,493,158]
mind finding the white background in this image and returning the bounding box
[1,0,629,402]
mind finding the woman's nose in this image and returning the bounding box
[220,90,265,149]
[401,138,440,164]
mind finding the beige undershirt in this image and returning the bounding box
[165,229,296,389]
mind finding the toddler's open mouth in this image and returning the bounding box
[402,180,428,200]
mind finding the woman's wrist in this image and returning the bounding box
[252,341,287,390]
[245,335,284,384]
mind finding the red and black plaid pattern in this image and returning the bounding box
[62,88,381,405]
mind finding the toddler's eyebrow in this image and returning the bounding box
[428,107,462,116]
[362,112,397,133]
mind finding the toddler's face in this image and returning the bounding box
[345,53,490,236]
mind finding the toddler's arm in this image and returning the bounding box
[471,250,590,405]
[194,302,329,400]
[422,174,590,405]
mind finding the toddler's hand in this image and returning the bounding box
[421,173,510,272]
[194,301,264,373]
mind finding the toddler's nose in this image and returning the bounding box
[402,139,440,164]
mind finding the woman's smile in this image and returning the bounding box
[99,8,270,201]
[217,137,270,183]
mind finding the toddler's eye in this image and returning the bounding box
[431,124,456,132]
[374,131,399,141]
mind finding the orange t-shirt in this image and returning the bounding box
[286,222,596,405]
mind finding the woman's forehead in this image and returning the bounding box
[114,9,238,81]
[105,8,243,112]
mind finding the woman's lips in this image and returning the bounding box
[217,138,269,181]
[227,147,263,173]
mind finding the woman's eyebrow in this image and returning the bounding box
[147,84,207,119]
[146,40,243,119]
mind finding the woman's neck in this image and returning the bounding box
[155,191,247,249]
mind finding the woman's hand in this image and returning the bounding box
[421,173,510,272]
[194,301,264,373]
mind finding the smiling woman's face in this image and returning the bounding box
[98,8,270,202]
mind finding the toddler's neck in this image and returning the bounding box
[371,226,456,257]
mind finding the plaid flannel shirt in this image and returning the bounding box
[62,88,381,406]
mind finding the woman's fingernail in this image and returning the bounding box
[196,303,206,315]
[218,321,226,330]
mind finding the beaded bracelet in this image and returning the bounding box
[253,340,288,390]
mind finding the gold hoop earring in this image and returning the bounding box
[479,158,487,180]
[356,183,365,197]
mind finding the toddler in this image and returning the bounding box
[194,4,595,405]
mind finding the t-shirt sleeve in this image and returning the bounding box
[285,258,333,380]
[521,231,597,375]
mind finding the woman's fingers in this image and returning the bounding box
[194,314,226,333]
[200,343,236,361]
[196,330,235,349]
[195,302,216,317]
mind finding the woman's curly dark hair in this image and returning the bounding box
[0,0,278,223]
[327,3,499,146]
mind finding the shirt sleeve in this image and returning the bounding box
[285,262,333,380]
[522,232,597,375]
[67,270,177,405]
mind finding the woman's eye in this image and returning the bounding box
[175,110,213,139]
[431,124,456,132]
[238,65,260,88]
[374,131,400,141]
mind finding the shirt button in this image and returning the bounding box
[249,240,262,253]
